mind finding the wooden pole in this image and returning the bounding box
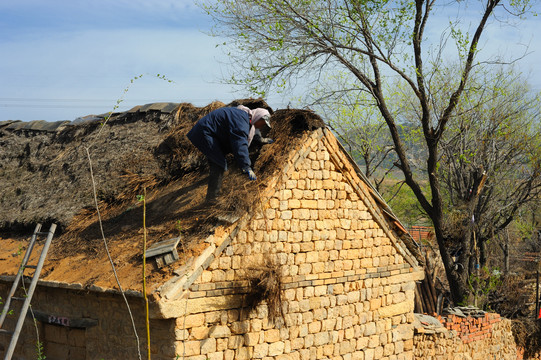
[535,262,539,319]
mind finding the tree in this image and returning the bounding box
[308,75,396,191]
[202,0,535,303]
[438,67,541,281]
[396,63,541,301]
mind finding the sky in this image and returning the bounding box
[0,0,247,121]
[0,0,540,122]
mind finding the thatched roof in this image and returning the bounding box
[0,99,420,293]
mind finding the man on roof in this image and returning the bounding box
[187,105,272,203]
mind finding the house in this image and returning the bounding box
[0,100,424,360]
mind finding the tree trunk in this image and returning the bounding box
[479,237,487,268]
[503,229,510,275]
[431,215,469,304]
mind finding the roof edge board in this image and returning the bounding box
[322,129,421,270]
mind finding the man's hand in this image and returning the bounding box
[261,138,274,144]
[242,167,257,181]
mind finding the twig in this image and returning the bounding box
[85,147,142,360]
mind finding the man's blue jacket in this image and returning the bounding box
[187,107,251,170]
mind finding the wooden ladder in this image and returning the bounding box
[0,223,56,360]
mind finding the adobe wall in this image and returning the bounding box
[0,283,176,360]
[171,129,424,359]
[414,314,528,359]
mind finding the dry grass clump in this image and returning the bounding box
[156,101,226,176]
[228,98,274,113]
[215,108,326,215]
[512,319,541,357]
[117,171,160,203]
[243,261,284,325]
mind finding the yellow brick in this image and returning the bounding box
[302,190,317,200]
[289,199,301,208]
[308,321,322,333]
[265,208,276,219]
[190,326,209,340]
[322,179,334,189]
[312,262,325,273]
[286,180,297,189]
[299,263,312,274]
[244,332,260,346]
[340,219,351,229]
[265,329,281,343]
[292,189,303,199]
[370,298,382,310]
[281,210,293,220]
[289,232,303,242]
[183,314,205,328]
[306,251,318,263]
[297,209,311,219]
[175,340,200,356]
[309,297,322,309]
[281,189,292,200]
[200,270,213,283]
[300,199,318,209]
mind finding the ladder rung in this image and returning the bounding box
[35,232,50,235]
[24,265,37,269]
[12,297,26,301]
[0,329,14,335]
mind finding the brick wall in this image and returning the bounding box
[172,129,424,360]
[414,314,525,359]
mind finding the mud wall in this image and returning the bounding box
[0,282,177,360]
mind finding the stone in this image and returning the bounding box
[254,342,269,358]
[200,337,217,354]
[268,341,285,356]
[190,326,209,340]
[379,302,412,318]
[207,352,224,360]
[235,347,253,360]
[176,340,200,357]
[265,329,281,343]
[245,332,260,346]
[314,331,330,346]
[209,325,231,338]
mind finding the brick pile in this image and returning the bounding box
[414,315,522,359]
[436,312,501,343]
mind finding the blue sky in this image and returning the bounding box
[1,0,540,121]
[0,0,243,121]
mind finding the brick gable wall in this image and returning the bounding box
[174,129,424,360]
